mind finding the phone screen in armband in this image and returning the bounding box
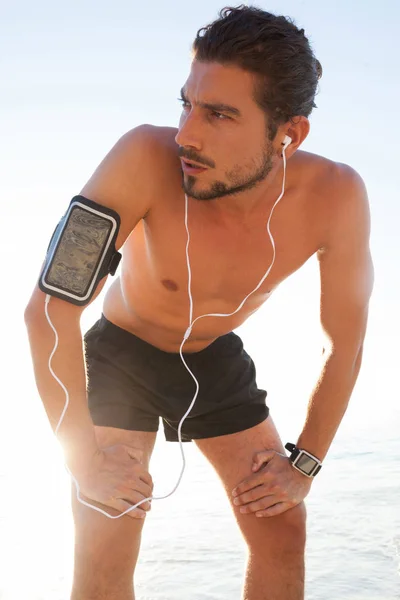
[39,196,121,305]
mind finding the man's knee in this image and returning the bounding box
[279,501,307,547]
[244,502,307,557]
[281,500,307,530]
[71,489,144,598]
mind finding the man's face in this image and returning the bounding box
[175,61,276,201]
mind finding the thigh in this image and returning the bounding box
[195,418,306,550]
[71,426,157,590]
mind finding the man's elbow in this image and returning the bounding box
[321,340,364,367]
[24,286,82,331]
[24,287,45,326]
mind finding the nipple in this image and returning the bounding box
[161,279,179,292]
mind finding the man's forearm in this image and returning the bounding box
[25,300,99,476]
[296,347,363,461]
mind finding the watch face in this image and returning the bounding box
[295,453,318,475]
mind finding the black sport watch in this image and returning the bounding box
[285,443,322,478]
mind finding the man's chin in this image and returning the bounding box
[182,180,218,201]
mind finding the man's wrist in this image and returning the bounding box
[58,426,100,479]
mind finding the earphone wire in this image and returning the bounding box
[44,143,288,518]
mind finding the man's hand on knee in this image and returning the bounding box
[231,449,312,518]
[76,443,154,519]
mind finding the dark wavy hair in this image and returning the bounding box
[193,5,322,140]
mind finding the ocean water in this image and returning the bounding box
[0,420,399,600]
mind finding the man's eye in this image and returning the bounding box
[178,98,190,109]
[211,111,228,120]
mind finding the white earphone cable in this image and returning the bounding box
[44,144,288,518]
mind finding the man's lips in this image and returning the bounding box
[180,158,208,174]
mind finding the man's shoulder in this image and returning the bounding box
[123,124,178,157]
[294,150,369,253]
[296,150,367,215]
[295,149,364,187]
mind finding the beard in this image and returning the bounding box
[182,142,275,201]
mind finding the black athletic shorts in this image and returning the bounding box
[84,315,269,442]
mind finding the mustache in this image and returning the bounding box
[177,147,215,169]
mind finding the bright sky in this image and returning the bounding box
[1,0,399,456]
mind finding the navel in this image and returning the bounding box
[161,278,179,292]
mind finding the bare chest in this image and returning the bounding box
[129,187,323,319]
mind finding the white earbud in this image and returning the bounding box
[282,135,292,151]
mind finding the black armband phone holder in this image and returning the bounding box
[39,195,122,306]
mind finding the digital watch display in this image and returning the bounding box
[285,443,322,478]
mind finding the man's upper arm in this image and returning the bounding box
[26,124,157,317]
[317,164,374,357]
[79,124,158,248]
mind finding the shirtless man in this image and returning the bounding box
[25,6,374,600]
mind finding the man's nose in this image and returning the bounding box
[175,111,202,151]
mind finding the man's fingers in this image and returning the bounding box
[126,472,153,497]
[255,502,293,518]
[118,483,153,510]
[232,471,272,497]
[113,499,148,519]
[237,495,278,514]
[122,495,152,512]
[136,467,153,488]
[233,485,274,507]
[232,451,277,496]
[251,449,276,471]
[239,500,293,517]
[125,494,152,511]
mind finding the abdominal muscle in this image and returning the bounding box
[102,224,270,353]
[102,270,264,354]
